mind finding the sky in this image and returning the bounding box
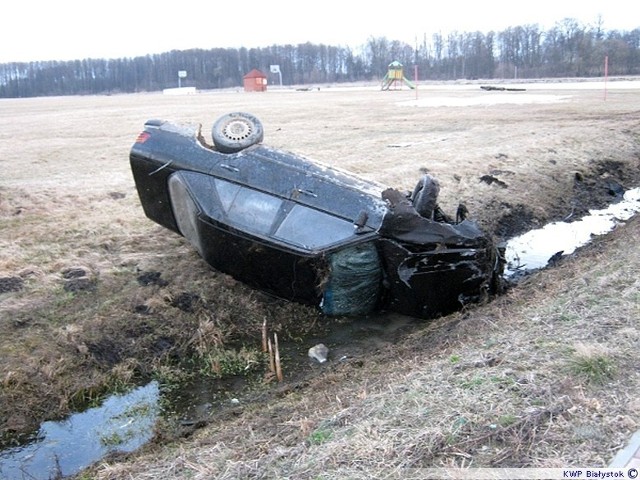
[1,0,637,63]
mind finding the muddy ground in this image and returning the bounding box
[1,79,639,476]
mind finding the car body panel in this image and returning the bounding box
[130,118,503,319]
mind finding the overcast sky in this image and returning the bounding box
[1,0,637,63]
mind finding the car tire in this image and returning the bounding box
[212,112,264,153]
[412,174,440,219]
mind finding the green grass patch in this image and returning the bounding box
[308,428,333,446]
[568,343,616,384]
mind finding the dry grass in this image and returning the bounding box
[92,216,640,479]
[1,79,639,475]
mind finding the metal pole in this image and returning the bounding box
[604,56,608,101]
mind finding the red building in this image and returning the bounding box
[243,69,267,92]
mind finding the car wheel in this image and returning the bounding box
[412,174,440,219]
[212,112,264,153]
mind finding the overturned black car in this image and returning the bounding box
[130,112,504,319]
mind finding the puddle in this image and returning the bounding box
[0,382,159,480]
[0,314,416,480]
[505,187,640,276]
[163,375,249,425]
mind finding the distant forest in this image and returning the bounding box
[1,18,639,98]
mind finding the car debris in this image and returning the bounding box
[130,112,504,319]
[308,344,330,364]
[480,85,527,92]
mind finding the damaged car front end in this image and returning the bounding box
[130,113,504,319]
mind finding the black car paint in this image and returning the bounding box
[130,119,503,319]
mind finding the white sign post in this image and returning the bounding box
[270,65,282,87]
[178,70,187,88]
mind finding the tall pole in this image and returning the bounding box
[604,56,609,101]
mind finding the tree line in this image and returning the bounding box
[1,18,639,98]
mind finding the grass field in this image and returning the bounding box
[1,79,639,478]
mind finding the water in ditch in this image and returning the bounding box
[0,314,415,480]
[1,188,638,479]
[0,382,160,480]
[504,187,640,277]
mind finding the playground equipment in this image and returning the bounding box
[381,61,415,90]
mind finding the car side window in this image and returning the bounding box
[215,179,281,235]
[213,178,356,250]
[275,205,355,249]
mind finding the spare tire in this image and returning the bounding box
[212,112,264,153]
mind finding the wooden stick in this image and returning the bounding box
[274,333,283,382]
[262,318,268,353]
[267,337,275,374]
